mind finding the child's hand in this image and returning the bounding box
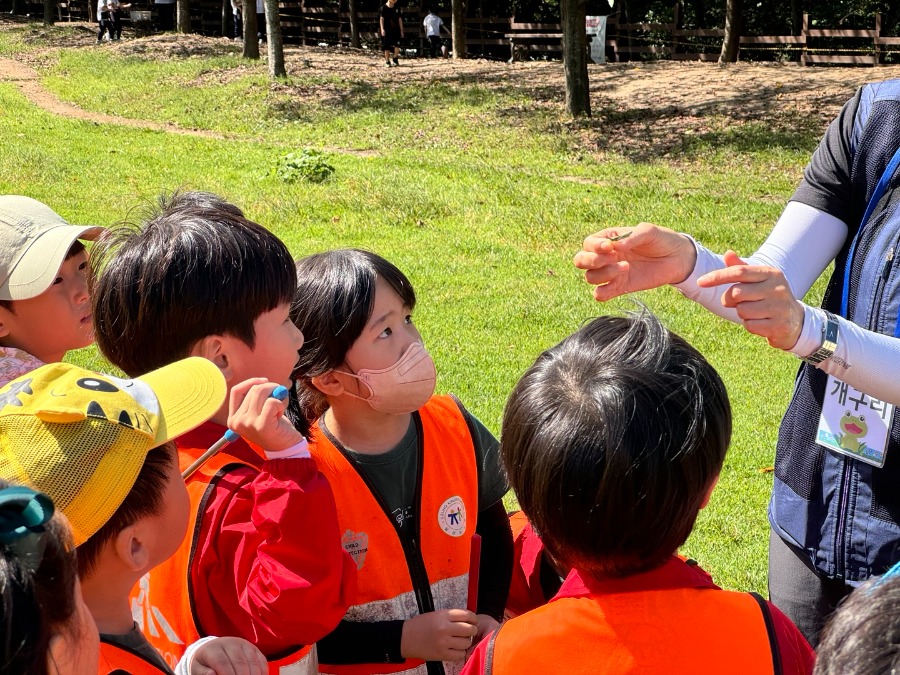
[190,636,267,675]
[401,608,478,662]
[228,378,304,452]
[464,614,499,662]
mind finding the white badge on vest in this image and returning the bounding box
[816,374,895,467]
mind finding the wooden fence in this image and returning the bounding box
[44,0,900,65]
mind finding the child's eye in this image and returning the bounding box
[52,276,63,285]
[379,327,393,338]
[405,314,413,324]
[78,261,88,272]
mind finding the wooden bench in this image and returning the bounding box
[504,22,562,62]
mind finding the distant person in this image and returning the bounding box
[814,567,900,675]
[379,0,403,67]
[422,8,449,58]
[154,0,175,31]
[230,0,242,40]
[463,311,815,675]
[255,0,266,43]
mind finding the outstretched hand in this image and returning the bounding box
[697,250,805,350]
[573,223,698,301]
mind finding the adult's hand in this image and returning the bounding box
[697,250,804,350]
[573,223,698,301]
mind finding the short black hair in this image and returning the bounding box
[0,240,86,314]
[76,444,174,579]
[501,310,731,577]
[289,249,416,423]
[0,479,78,675]
[91,191,296,377]
[815,576,900,675]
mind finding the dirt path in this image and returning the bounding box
[7,18,900,159]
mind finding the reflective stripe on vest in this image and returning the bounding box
[310,395,478,675]
[129,449,316,675]
[485,588,779,675]
[98,639,169,675]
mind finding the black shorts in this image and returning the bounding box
[382,33,400,50]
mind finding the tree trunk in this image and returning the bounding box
[348,0,359,48]
[561,0,590,117]
[264,0,285,77]
[451,0,466,58]
[44,0,55,24]
[790,0,801,35]
[243,0,259,58]
[718,0,741,63]
[176,0,190,32]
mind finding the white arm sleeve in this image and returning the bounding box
[673,200,900,405]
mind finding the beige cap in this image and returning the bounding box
[0,196,104,301]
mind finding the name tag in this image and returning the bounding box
[816,374,895,467]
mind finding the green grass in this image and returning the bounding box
[0,22,828,594]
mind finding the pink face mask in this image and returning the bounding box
[340,341,437,415]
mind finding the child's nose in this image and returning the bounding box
[292,322,304,349]
[73,275,89,303]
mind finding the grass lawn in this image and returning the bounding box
[0,22,831,593]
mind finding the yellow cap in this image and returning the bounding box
[0,357,226,545]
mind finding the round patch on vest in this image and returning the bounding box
[438,496,467,537]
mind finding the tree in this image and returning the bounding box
[264,0,286,77]
[348,0,360,48]
[718,0,741,63]
[177,0,190,32]
[561,0,590,117]
[451,0,467,58]
[43,0,55,24]
[243,0,260,58]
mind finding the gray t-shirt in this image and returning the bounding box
[321,403,507,537]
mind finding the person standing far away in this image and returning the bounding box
[380,0,403,67]
[423,8,450,58]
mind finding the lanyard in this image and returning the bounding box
[840,143,900,330]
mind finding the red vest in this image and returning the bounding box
[485,565,780,675]
[130,450,316,675]
[310,395,479,675]
[98,640,168,675]
[503,511,550,620]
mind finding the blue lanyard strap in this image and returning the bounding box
[841,143,900,318]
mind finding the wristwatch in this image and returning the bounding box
[802,311,839,365]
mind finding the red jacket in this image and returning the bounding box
[463,557,814,675]
[504,511,551,619]
[134,421,357,658]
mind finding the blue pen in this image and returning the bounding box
[181,385,290,480]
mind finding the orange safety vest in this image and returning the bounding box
[484,582,781,674]
[130,450,317,675]
[310,395,479,675]
[98,639,169,675]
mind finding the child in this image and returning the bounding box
[0,481,99,675]
[0,359,272,675]
[290,249,513,675]
[90,191,356,672]
[0,195,104,387]
[462,311,815,675]
[814,566,900,675]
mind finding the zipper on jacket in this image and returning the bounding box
[325,416,445,675]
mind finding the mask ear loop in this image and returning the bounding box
[0,486,55,572]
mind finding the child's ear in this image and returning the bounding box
[0,307,12,339]
[113,524,152,573]
[191,335,233,381]
[311,370,344,397]
[699,474,720,510]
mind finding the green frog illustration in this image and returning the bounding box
[838,411,868,453]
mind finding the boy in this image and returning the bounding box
[0,195,103,387]
[0,358,269,674]
[463,311,815,675]
[379,0,403,66]
[90,191,356,673]
[422,8,449,58]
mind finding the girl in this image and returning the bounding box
[291,249,513,675]
[0,482,99,675]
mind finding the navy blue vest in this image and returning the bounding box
[771,80,900,581]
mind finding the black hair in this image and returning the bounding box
[0,240,86,314]
[289,249,416,423]
[76,444,174,579]
[815,575,900,675]
[90,191,296,377]
[501,310,731,577]
[0,479,79,675]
